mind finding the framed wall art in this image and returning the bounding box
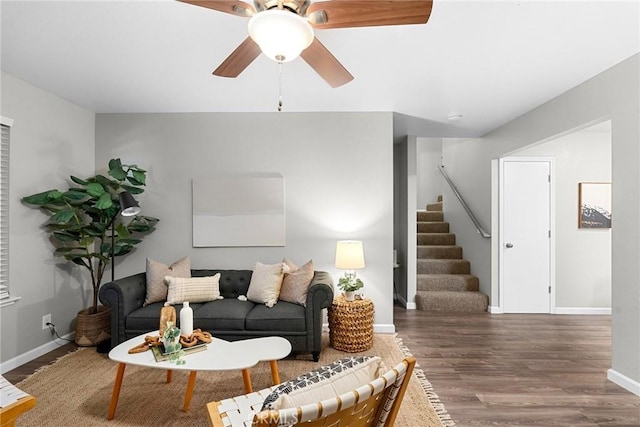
[192,173,285,247]
[578,182,611,229]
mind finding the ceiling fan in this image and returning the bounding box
[178,0,433,88]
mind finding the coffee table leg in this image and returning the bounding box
[166,370,173,383]
[269,360,281,385]
[183,371,197,412]
[108,363,126,420]
[242,369,253,393]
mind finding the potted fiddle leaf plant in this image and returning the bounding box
[22,158,159,346]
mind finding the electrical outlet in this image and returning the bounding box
[42,314,51,330]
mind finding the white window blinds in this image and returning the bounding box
[0,124,9,301]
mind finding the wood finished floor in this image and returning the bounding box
[4,307,640,426]
[393,305,640,426]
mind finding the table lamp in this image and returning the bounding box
[335,240,365,279]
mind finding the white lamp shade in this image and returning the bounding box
[335,240,365,269]
[248,10,314,63]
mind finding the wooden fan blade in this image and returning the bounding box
[213,37,261,78]
[300,37,354,88]
[178,0,255,18]
[307,0,432,29]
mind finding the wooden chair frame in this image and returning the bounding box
[207,356,416,427]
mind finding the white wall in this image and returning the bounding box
[416,138,443,209]
[1,72,95,368]
[442,54,640,393]
[514,124,612,310]
[95,112,396,332]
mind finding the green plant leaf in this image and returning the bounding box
[119,238,142,245]
[86,183,105,198]
[50,209,75,224]
[120,184,144,195]
[132,170,146,185]
[95,175,117,189]
[70,175,89,186]
[63,190,88,201]
[108,158,122,171]
[126,175,143,186]
[95,193,114,210]
[52,231,78,242]
[108,159,127,181]
[22,190,60,205]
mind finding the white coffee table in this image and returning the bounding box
[107,332,291,420]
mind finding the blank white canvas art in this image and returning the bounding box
[192,174,285,247]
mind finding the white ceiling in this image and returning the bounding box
[1,0,639,136]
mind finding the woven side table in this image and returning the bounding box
[328,295,374,352]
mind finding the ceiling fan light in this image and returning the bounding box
[248,10,314,63]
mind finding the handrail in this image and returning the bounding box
[437,165,491,239]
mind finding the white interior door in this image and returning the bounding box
[501,159,552,313]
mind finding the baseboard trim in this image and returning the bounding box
[0,332,74,374]
[374,324,396,334]
[395,295,416,310]
[555,307,611,315]
[608,368,640,396]
[489,306,503,314]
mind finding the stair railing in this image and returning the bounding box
[437,165,491,239]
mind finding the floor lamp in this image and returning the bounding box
[110,191,141,281]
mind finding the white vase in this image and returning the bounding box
[344,291,355,301]
[180,301,193,337]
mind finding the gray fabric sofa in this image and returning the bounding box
[99,269,334,361]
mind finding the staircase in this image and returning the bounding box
[415,197,489,312]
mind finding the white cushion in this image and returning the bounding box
[145,257,190,305]
[165,274,222,305]
[247,262,288,308]
[261,356,384,411]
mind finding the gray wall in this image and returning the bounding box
[515,124,612,310]
[392,136,417,309]
[417,138,443,209]
[442,54,640,391]
[1,72,95,367]
[94,112,396,331]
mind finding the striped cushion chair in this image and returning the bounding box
[206,357,416,427]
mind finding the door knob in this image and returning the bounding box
[505,243,514,248]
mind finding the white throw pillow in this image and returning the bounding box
[145,257,191,306]
[165,274,222,305]
[261,356,385,411]
[247,262,288,308]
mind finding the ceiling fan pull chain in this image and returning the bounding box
[278,61,283,112]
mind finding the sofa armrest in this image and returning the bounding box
[305,271,334,361]
[98,272,147,348]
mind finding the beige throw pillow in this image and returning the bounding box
[165,274,222,305]
[247,262,288,308]
[261,356,385,411]
[279,259,314,307]
[145,257,191,305]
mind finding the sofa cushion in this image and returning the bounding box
[193,299,255,330]
[126,302,165,331]
[165,274,222,305]
[279,259,314,307]
[247,262,288,308]
[145,257,190,306]
[245,301,306,333]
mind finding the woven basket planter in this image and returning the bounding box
[75,305,111,347]
[328,295,374,352]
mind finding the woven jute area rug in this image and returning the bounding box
[16,333,455,426]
